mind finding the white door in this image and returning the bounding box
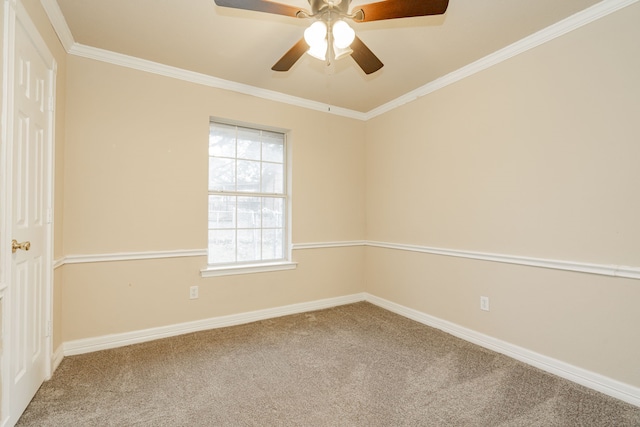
[5,4,54,424]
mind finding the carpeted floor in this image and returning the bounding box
[17,302,640,426]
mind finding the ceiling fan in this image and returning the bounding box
[213,0,449,74]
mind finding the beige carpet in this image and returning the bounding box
[18,302,640,426]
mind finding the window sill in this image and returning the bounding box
[200,261,298,278]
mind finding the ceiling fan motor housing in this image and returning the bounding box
[308,0,351,19]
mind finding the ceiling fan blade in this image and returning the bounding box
[350,36,383,75]
[214,0,303,17]
[272,38,308,72]
[353,0,449,22]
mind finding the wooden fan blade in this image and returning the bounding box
[214,0,303,17]
[350,36,383,75]
[272,38,308,72]
[354,0,449,22]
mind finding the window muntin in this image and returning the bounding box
[208,121,287,266]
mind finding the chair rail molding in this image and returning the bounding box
[366,241,640,281]
[54,241,640,281]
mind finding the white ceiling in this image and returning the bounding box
[52,0,604,113]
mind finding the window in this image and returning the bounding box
[207,120,290,271]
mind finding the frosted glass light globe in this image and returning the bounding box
[304,21,327,47]
[307,39,328,60]
[332,20,355,49]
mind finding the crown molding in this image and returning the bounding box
[67,43,368,121]
[41,0,638,121]
[40,0,74,51]
[364,0,640,119]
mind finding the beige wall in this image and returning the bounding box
[64,57,365,253]
[365,3,640,387]
[60,55,366,342]
[61,248,364,341]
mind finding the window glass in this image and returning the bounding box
[208,121,287,266]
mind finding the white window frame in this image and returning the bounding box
[201,118,295,277]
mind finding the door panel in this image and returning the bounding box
[8,16,51,423]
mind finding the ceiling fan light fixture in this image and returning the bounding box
[332,42,353,60]
[307,38,328,60]
[332,20,355,49]
[304,21,327,48]
[216,0,451,74]
[304,20,328,61]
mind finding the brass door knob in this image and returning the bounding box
[11,239,31,253]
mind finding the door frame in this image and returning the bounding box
[0,0,56,425]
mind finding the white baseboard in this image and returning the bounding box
[59,291,639,408]
[364,293,640,408]
[51,344,64,373]
[63,293,366,356]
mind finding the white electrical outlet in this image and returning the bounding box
[480,296,490,311]
[189,285,199,300]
